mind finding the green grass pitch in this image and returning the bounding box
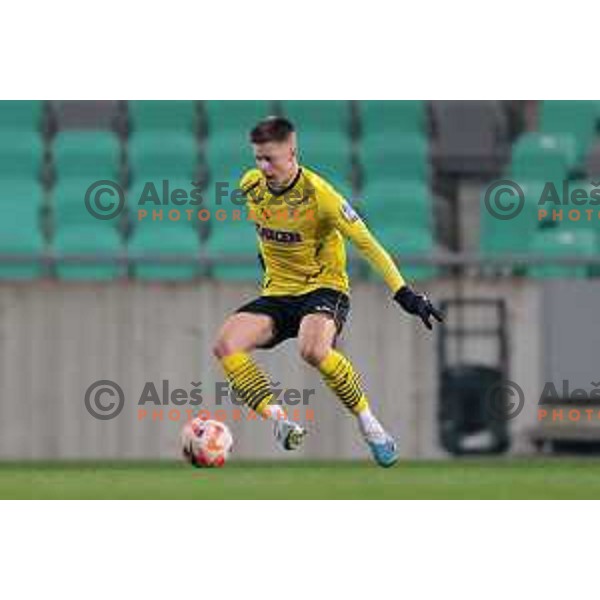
[3,459,600,499]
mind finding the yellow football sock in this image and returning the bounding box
[220,352,275,415]
[318,349,369,415]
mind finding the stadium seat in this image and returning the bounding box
[539,101,598,160]
[52,178,124,228]
[369,225,436,281]
[129,220,201,281]
[528,229,596,278]
[279,100,350,134]
[205,131,257,183]
[509,133,576,180]
[204,101,272,134]
[361,180,431,232]
[128,132,198,181]
[358,100,426,136]
[360,133,429,183]
[480,179,545,255]
[0,100,43,131]
[205,221,261,281]
[203,180,260,281]
[53,224,124,281]
[296,130,352,187]
[53,131,121,180]
[0,197,44,280]
[128,101,196,133]
[0,178,44,207]
[0,131,43,178]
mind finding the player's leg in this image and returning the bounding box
[213,311,305,449]
[213,312,277,415]
[297,312,398,467]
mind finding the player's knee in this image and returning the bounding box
[299,343,329,367]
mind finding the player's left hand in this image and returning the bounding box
[393,285,444,330]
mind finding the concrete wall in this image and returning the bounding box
[0,279,545,460]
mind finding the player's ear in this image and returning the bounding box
[289,132,297,160]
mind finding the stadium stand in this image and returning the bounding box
[203,101,272,135]
[128,131,198,182]
[53,131,121,180]
[0,180,44,279]
[429,101,510,176]
[538,100,598,161]
[128,100,197,133]
[1,100,599,282]
[528,229,596,279]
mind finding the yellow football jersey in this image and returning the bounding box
[239,166,405,297]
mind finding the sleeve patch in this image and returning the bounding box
[340,200,360,223]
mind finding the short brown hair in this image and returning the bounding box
[250,116,295,144]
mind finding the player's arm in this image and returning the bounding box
[321,188,444,329]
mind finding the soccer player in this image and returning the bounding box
[212,116,443,467]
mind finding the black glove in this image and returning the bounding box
[394,285,444,330]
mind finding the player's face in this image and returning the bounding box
[252,139,297,187]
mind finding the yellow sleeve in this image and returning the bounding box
[320,183,406,293]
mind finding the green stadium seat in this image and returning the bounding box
[204,101,272,134]
[0,100,43,131]
[362,180,431,231]
[539,101,598,160]
[205,131,256,183]
[297,130,352,187]
[53,178,125,227]
[128,101,196,133]
[509,133,576,180]
[128,132,198,181]
[528,229,596,278]
[0,179,44,207]
[480,179,545,255]
[54,131,121,180]
[0,199,44,280]
[359,101,426,135]
[368,225,436,281]
[129,220,201,280]
[279,100,350,133]
[203,186,260,281]
[206,224,261,281]
[360,133,429,183]
[53,225,124,281]
[0,131,43,178]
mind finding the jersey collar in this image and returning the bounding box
[266,167,303,197]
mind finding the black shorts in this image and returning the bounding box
[236,287,350,349]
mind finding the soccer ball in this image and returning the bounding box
[180,418,233,468]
